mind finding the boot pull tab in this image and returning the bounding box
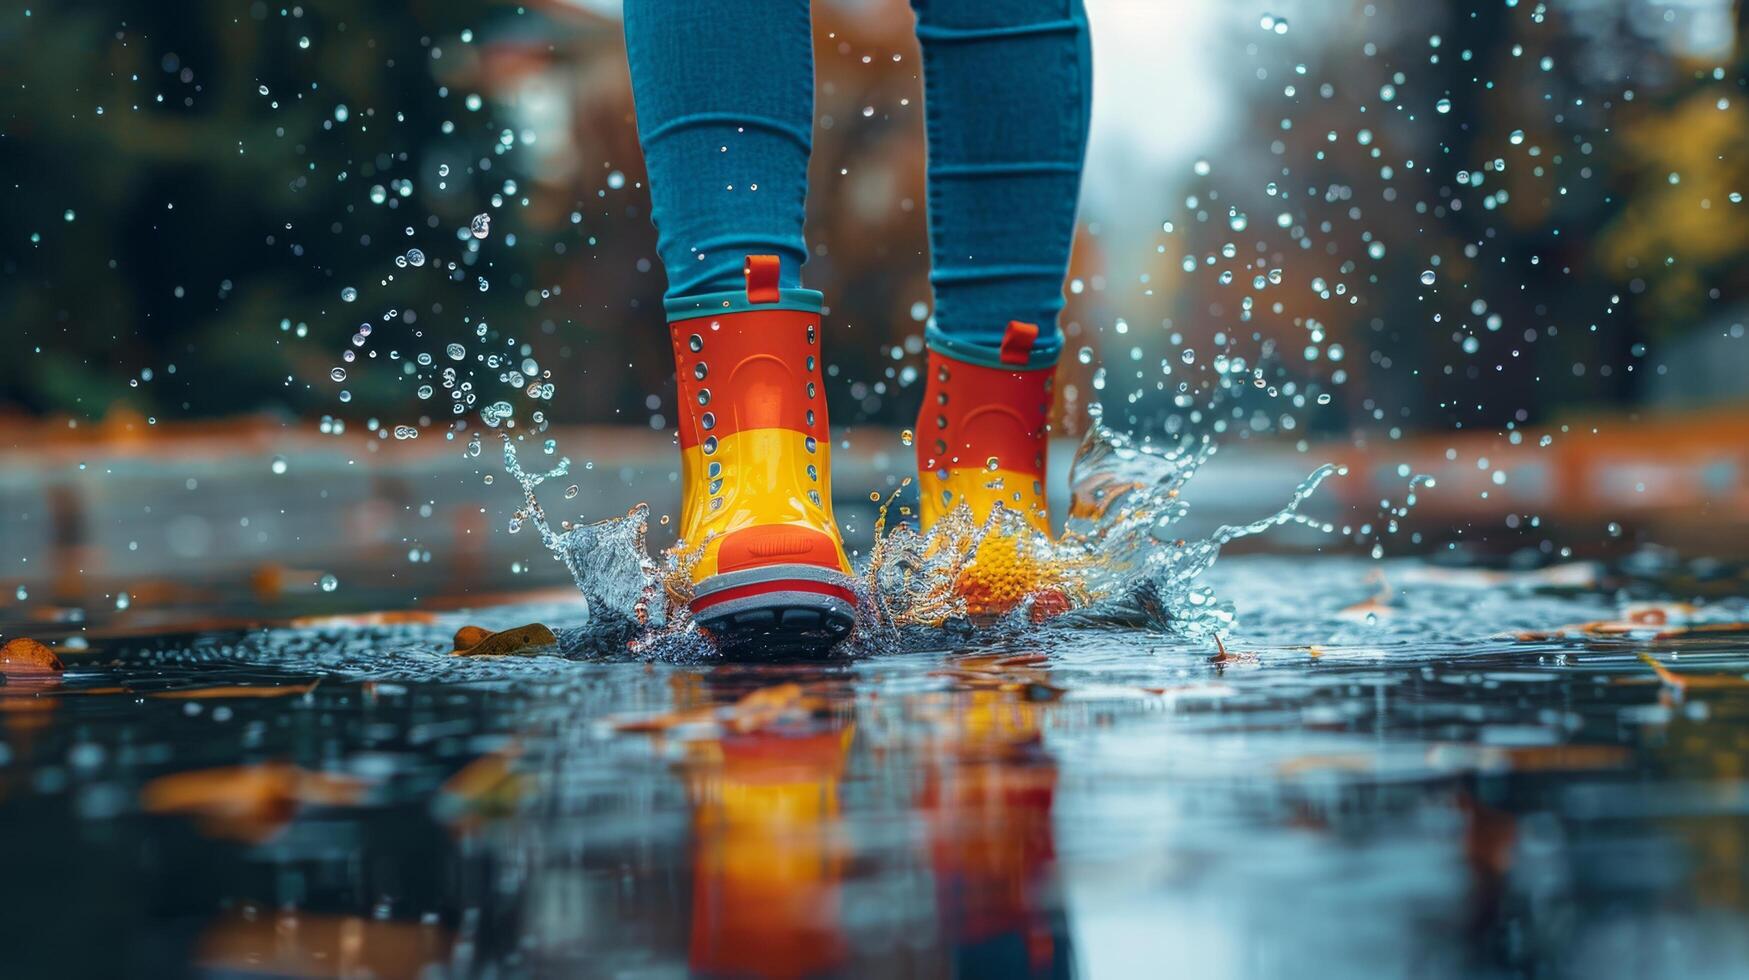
[999,320,1039,365]
[744,254,782,304]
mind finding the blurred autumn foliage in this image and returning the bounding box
[2,0,1745,435]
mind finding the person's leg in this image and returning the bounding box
[909,0,1092,542]
[624,0,859,650]
[622,0,813,300]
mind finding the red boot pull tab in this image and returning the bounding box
[744,254,782,304]
[999,320,1040,365]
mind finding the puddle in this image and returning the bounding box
[5,555,1749,976]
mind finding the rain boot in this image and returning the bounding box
[915,321,1061,617]
[669,254,859,652]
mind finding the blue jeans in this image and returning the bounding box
[623,0,1089,369]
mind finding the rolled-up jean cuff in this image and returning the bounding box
[926,324,1062,370]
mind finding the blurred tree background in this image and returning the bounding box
[2,0,1745,439]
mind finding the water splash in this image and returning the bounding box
[504,407,1356,658]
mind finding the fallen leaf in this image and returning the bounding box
[451,623,558,658]
[0,637,63,677]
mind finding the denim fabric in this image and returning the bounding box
[622,0,1089,368]
[622,0,814,298]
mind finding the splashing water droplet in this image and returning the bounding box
[469,213,491,239]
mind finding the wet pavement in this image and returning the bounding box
[4,555,1749,978]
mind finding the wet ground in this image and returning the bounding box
[5,555,1749,979]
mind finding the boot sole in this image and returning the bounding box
[691,564,858,656]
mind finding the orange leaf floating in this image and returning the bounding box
[0,637,63,676]
[140,762,367,843]
[451,623,558,657]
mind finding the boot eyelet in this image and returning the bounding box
[937,392,949,406]
[804,436,817,453]
[701,412,716,430]
[805,355,816,371]
[808,490,823,507]
[707,461,722,478]
[694,363,708,381]
[805,409,816,426]
[688,334,703,352]
[806,324,817,344]
[711,497,724,510]
[937,366,950,382]
[935,415,947,429]
[697,388,711,406]
[805,382,816,398]
[806,464,818,481]
[703,436,718,455]
[934,439,947,454]
[709,479,723,494]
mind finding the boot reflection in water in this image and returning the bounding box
[921,663,1074,977]
[683,721,854,978]
[622,0,1092,644]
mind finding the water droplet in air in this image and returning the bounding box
[900,429,914,446]
[318,574,339,593]
[446,343,466,361]
[564,485,579,499]
[406,248,425,266]
[438,164,450,177]
[470,213,491,239]
[340,287,358,302]
[1077,346,1094,365]
[986,456,1001,471]
[1419,269,1437,286]
[330,367,347,382]
[271,456,289,475]
[1435,98,1452,114]
[115,591,131,610]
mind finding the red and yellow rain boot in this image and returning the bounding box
[669,255,859,651]
[916,322,1069,617]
